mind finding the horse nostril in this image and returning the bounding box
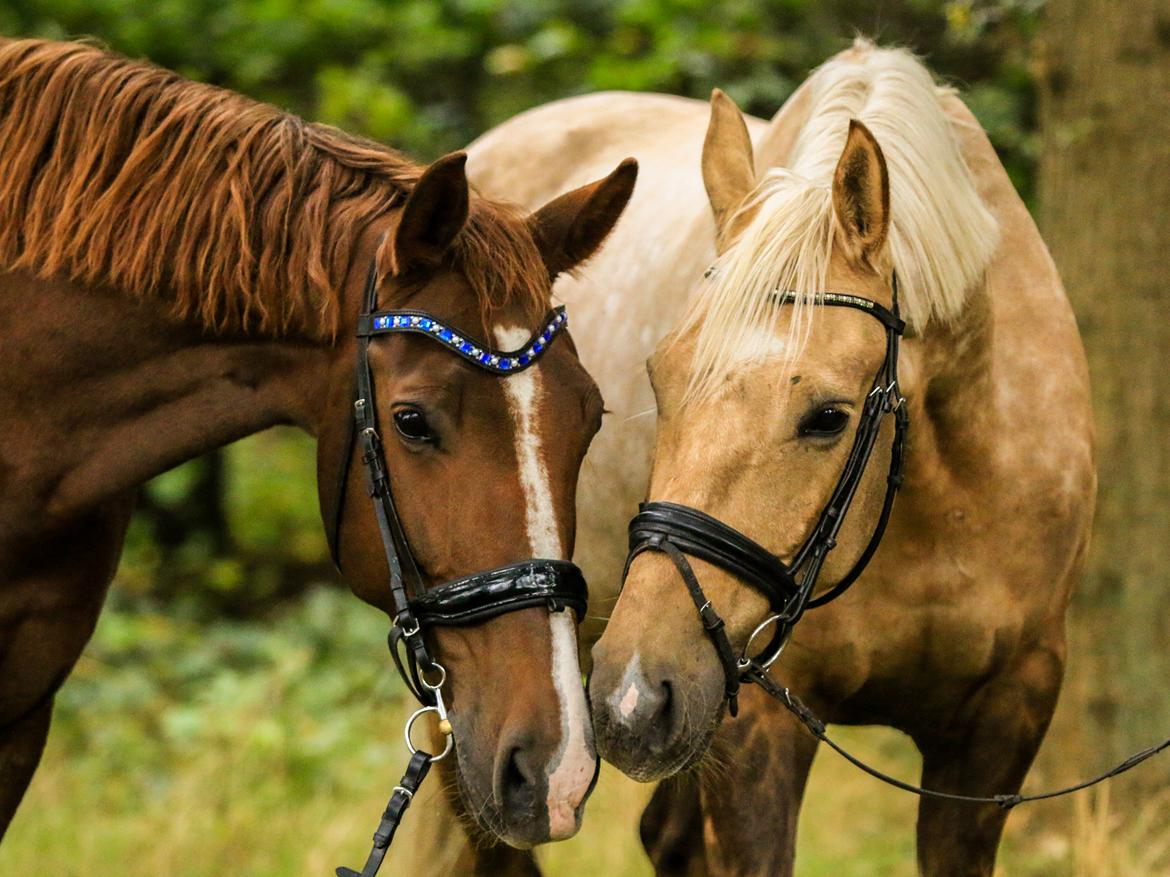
[658,679,673,722]
[498,745,538,818]
[645,679,675,748]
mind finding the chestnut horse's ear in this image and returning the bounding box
[702,89,755,250]
[831,120,890,266]
[529,158,638,280]
[393,151,470,274]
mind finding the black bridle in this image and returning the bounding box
[622,275,1170,806]
[625,284,908,716]
[334,259,586,877]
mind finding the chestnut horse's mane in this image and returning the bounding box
[0,38,548,339]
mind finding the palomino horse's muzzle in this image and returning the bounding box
[624,285,909,716]
[330,258,585,877]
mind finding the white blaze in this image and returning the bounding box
[613,651,645,722]
[495,325,594,840]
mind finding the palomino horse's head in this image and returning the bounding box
[321,152,636,844]
[591,93,900,780]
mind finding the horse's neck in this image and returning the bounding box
[906,283,997,481]
[0,271,333,527]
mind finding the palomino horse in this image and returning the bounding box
[0,38,638,864]
[472,42,1094,875]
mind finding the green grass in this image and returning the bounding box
[2,588,1167,875]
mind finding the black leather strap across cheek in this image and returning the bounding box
[624,538,745,715]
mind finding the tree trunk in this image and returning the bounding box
[1038,0,1170,796]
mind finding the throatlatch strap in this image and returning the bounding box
[336,749,433,877]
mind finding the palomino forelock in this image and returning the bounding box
[679,38,999,404]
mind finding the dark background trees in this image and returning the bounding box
[1038,0,1170,799]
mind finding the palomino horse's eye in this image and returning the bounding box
[799,406,850,438]
[393,407,435,443]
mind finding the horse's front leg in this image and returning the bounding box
[639,774,706,876]
[0,497,132,838]
[912,644,1064,877]
[696,686,820,877]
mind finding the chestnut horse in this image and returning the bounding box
[0,38,637,865]
[472,42,1094,875]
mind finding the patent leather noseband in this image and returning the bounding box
[625,283,908,716]
[333,258,585,877]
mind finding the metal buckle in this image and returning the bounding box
[404,665,454,762]
[884,381,905,412]
[735,613,790,673]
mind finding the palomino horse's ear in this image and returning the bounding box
[831,120,890,266]
[393,151,470,274]
[702,88,755,251]
[528,158,638,280]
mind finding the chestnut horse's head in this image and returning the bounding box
[591,94,905,780]
[320,153,636,845]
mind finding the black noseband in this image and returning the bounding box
[409,559,587,626]
[624,284,909,716]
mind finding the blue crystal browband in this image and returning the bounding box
[356,306,568,375]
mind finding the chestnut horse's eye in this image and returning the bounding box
[799,406,850,438]
[393,407,434,443]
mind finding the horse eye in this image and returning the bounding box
[799,406,850,437]
[393,408,434,443]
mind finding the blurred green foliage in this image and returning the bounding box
[51,586,395,788]
[1,0,1042,175]
[0,0,1044,617]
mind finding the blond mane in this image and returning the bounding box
[682,39,999,402]
[0,38,548,340]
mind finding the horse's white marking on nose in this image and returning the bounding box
[611,651,647,724]
[495,325,593,840]
[495,326,561,558]
[546,611,594,838]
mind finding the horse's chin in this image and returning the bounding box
[596,705,723,783]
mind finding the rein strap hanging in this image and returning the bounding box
[743,661,1170,810]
